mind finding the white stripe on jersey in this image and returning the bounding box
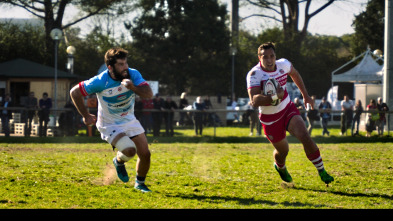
[246,58,292,119]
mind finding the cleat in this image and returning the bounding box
[274,163,293,183]
[134,183,152,193]
[113,157,129,183]
[319,169,334,185]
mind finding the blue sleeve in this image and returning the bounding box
[129,68,146,86]
[83,73,107,95]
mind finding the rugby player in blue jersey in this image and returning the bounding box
[70,48,153,192]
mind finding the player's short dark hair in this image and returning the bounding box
[105,47,129,67]
[258,42,276,56]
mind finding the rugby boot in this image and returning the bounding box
[134,182,152,193]
[319,169,334,184]
[113,157,129,182]
[274,163,293,183]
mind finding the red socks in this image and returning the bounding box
[307,149,324,171]
[275,161,286,169]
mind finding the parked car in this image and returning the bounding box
[226,98,250,125]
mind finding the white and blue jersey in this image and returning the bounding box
[79,68,148,128]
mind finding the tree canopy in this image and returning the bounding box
[0,0,132,65]
[127,0,231,95]
[0,0,383,100]
[351,0,384,55]
[243,0,335,45]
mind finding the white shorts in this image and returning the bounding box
[97,118,145,145]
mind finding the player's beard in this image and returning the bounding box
[113,68,130,81]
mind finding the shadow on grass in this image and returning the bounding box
[293,186,393,200]
[163,192,327,208]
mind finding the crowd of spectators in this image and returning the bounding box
[294,95,390,137]
[0,92,390,138]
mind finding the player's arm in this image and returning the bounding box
[248,87,276,107]
[288,65,314,109]
[70,84,96,126]
[122,79,153,99]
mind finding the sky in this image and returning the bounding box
[224,0,370,36]
[0,0,369,37]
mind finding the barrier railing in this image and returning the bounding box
[0,107,391,137]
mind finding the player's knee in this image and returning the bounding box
[117,148,135,162]
[115,136,136,150]
[122,147,136,158]
[115,136,136,161]
[274,148,288,157]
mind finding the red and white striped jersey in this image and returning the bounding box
[246,58,293,125]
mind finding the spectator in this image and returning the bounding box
[163,95,178,136]
[25,91,38,137]
[376,97,389,137]
[193,96,206,136]
[294,97,307,126]
[152,93,164,136]
[247,101,260,136]
[178,92,190,126]
[318,97,332,136]
[1,93,13,137]
[231,97,239,122]
[63,100,77,136]
[340,95,353,136]
[39,92,52,137]
[351,100,363,136]
[203,96,213,126]
[366,99,378,137]
[141,97,154,134]
[306,95,319,135]
[256,119,262,136]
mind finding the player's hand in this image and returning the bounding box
[276,84,284,100]
[121,79,135,90]
[303,95,314,110]
[83,113,97,127]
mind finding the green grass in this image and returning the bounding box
[0,126,392,209]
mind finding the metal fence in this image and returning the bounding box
[0,107,391,137]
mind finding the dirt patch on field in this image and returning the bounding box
[91,163,117,186]
[102,163,117,185]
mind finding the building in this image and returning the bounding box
[0,58,82,108]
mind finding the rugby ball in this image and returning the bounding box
[262,78,280,106]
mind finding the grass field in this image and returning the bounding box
[0,126,392,210]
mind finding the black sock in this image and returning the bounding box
[136,175,146,184]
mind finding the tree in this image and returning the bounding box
[242,0,335,45]
[65,26,116,78]
[351,0,384,56]
[128,0,231,95]
[0,21,47,63]
[0,20,129,78]
[0,0,132,65]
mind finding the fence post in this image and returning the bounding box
[213,110,216,137]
